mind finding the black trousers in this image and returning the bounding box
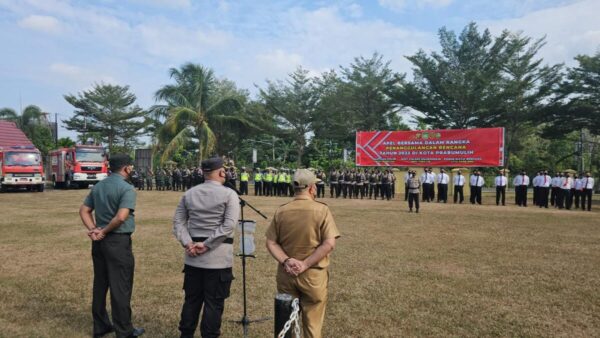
[92,234,135,338]
[515,186,528,206]
[265,182,272,196]
[454,185,464,203]
[422,183,431,201]
[581,189,593,211]
[330,182,336,198]
[254,181,262,196]
[336,183,342,198]
[369,184,376,198]
[565,189,574,210]
[317,184,325,198]
[533,187,539,205]
[408,192,420,211]
[404,183,409,201]
[239,181,248,195]
[550,187,558,206]
[573,189,580,208]
[472,186,482,204]
[437,184,448,202]
[539,187,549,208]
[556,189,565,209]
[179,265,233,338]
[496,186,506,205]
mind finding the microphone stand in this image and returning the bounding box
[225,182,271,338]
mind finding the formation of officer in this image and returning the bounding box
[79,154,145,338]
[172,157,240,338]
[266,169,340,338]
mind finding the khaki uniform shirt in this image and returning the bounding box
[173,180,240,269]
[266,195,340,269]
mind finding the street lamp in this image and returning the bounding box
[248,137,278,161]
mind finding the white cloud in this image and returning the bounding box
[255,49,304,78]
[127,0,191,9]
[18,14,62,34]
[378,0,453,12]
[483,0,600,66]
[49,63,117,86]
[346,3,363,18]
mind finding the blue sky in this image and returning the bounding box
[1,0,599,140]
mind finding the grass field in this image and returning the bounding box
[1,189,599,337]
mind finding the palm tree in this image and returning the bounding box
[0,105,47,132]
[152,63,249,163]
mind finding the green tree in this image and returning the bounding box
[543,52,600,136]
[153,63,247,163]
[259,66,318,166]
[63,84,148,153]
[56,137,76,148]
[398,23,512,129]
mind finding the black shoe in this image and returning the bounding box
[94,327,115,338]
[127,327,145,337]
[416,209,419,213]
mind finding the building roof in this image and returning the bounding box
[0,121,34,148]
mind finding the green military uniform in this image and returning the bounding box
[84,171,137,337]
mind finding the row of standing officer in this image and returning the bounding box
[131,167,205,191]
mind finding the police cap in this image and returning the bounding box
[201,157,224,172]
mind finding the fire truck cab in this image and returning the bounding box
[49,145,108,189]
[0,145,45,192]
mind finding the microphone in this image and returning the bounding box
[224,181,241,195]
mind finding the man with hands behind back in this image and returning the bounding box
[266,169,341,338]
[79,154,145,338]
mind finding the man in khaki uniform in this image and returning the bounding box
[266,169,340,338]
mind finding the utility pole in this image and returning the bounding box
[54,113,58,147]
[580,129,585,173]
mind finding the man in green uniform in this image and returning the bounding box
[79,154,145,338]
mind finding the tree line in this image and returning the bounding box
[1,23,599,174]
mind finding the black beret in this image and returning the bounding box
[109,154,133,170]
[201,157,223,172]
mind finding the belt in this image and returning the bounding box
[107,232,131,236]
[192,237,234,244]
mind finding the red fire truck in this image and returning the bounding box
[49,144,108,189]
[0,145,46,192]
[0,121,45,192]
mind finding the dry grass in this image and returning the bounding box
[0,189,599,337]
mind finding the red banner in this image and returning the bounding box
[356,128,504,167]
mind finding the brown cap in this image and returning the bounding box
[293,169,320,188]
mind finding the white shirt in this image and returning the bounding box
[582,177,594,189]
[471,175,484,187]
[574,178,583,190]
[495,175,507,187]
[513,175,530,186]
[404,172,410,183]
[561,177,573,189]
[551,176,562,187]
[532,175,541,187]
[422,172,435,184]
[539,175,551,188]
[437,173,449,184]
[454,175,465,186]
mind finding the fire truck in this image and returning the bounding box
[0,145,46,192]
[49,144,108,189]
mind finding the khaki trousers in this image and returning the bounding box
[277,267,329,338]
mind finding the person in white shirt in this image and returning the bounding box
[513,170,530,207]
[470,170,484,205]
[538,170,551,208]
[532,172,541,206]
[436,169,450,203]
[558,172,573,210]
[494,169,508,206]
[421,168,430,202]
[550,172,562,207]
[453,170,465,204]
[580,172,594,211]
[573,174,583,209]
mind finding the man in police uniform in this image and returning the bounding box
[172,157,240,338]
[266,169,340,338]
[239,167,249,195]
[254,168,263,196]
[79,154,145,338]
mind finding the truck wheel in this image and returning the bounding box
[0,185,6,193]
[38,184,45,192]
